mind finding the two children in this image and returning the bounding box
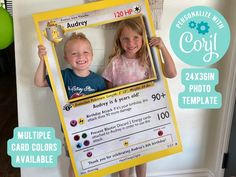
[35,17,176,177]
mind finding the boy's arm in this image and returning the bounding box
[34,45,49,87]
[149,37,177,78]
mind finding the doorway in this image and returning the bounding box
[0,43,20,177]
[224,99,236,177]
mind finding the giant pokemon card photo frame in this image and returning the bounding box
[33,0,182,176]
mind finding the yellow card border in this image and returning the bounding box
[33,0,182,177]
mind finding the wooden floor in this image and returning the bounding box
[0,73,20,176]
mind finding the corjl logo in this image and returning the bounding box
[170,6,230,66]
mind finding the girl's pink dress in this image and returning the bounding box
[102,55,151,87]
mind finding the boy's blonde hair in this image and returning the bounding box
[109,17,149,68]
[64,32,93,55]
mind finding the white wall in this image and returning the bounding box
[13,0,235,177]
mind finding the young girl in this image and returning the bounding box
[102,18,176,177]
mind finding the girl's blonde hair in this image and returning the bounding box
[64,32,93,55]
[109,17,149,68]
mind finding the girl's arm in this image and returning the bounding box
[149,37,177,78]
[34,45,49,87]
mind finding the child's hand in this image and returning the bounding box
[38,45,47,60]
[149,37,165,49]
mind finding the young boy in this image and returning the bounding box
[34,32,106,99]
[34,32,106,177]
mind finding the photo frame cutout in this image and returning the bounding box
[33,0,182,177]
[52,15,158,102]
